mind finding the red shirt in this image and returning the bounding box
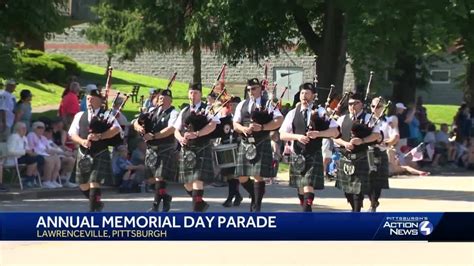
[59,91,79,117]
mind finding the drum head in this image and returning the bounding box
[214,144,238,168]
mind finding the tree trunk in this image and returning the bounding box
[192,37,202,84]
[392,51,417,104]
[465,61,474,108]
[22,33,45,51]
[292,1,347,95]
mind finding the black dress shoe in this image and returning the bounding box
[147,202,159,212]
[162,194,172,212]
[368,201,379,212]
[222,197,233,208]
[194,201,209,212]
[303,205,312,212]
[94,202,104,212]
[233,194,243,206]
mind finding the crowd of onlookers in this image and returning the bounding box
[0,77,473,193]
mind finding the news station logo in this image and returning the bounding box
[383,216,433,236]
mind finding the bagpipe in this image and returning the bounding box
[137,72,177,134]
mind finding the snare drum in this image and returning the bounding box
[213,143,238,168]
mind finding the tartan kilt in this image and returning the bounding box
[289,151,324,189]
[335,151,371,194]
[145,143,178,181]
[75,149,112,185]
[235,137,274,177]
[369,148,390,190]
[178,141,216,183]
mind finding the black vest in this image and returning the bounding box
[147,106,176,146]
[240,98,269,140]
[180,103,210,144]
[292,104,322,154]
[79,109,109,155]
[340,111,370,153]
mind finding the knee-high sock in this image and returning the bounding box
[241,179,255,199]
[345,192,354,210]
[154,180,167,203]
[352,193,364,212]
[253,181,266,212]
[89,188,102,212]
[369,187,381,207]
[81,189,90,199]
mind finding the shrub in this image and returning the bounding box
[23,49,45,58]
[21,56,66,83]
[49,54,82,76]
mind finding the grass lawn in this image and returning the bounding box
[424,104,458,128]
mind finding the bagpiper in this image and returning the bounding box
[279,83,339,211]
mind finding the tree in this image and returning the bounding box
[0,0,67,51]
[443,0,474,107]
[85,0,223,84]
[346,0,450,104]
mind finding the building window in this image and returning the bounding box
[430,70,451,84]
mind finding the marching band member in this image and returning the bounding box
[233,78,283,212]
[365,97,390,212]
[133,89,179,212]
[333,93,382,212]
[279,83,339,212]
[68,86,121,212]
[174,83,219,212]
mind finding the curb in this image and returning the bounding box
[0,186,117,201]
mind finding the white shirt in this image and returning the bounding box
[27,132,50,156]
[173,102,219,130]
[68,108,121,137]
[0,90,16,127]
[7,133,30,157]
[233,98,283,123]
[336,112,381,133]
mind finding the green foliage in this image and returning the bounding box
[0,0,68,45]
[49,54,82,76]
[23,49,45,58]
[0,42,21,78]
[20,56,66,83]
[18,50,81,84]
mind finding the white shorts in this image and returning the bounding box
[321,139,333,159]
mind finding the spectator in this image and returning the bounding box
[0,79,17,142]
[415,96,430,135]
[454,103,471,139]
[44,127,78,188]
[436,123,457,162]
[130,140,146,181]
[395,102,414,152]
[112,145,144,192]
[407,104,422,147]
[51,118,76,151]
[14,89,33,131]
[7,122,42,189]
[27,121,62,189]
[59,81,81,130]
[142,88,159,112]
[423,123,441,167]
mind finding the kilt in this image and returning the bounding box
[235,137,273,177]
[75,149,112,185]
[145,143,178,181]
[369,148,390,190]
[178,141,216,183]
[289,151,324,189]
[335,150,371,194]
